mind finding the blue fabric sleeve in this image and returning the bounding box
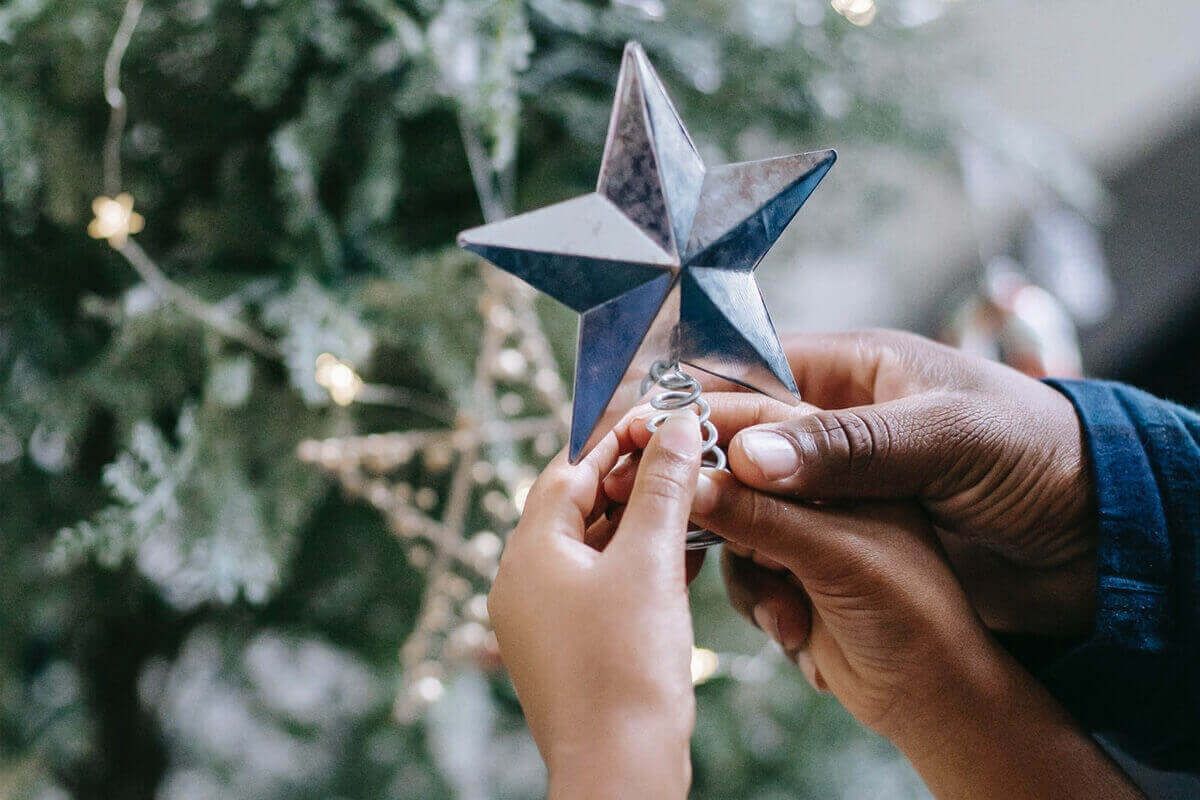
[1028,379,1200,770]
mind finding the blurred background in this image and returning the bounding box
[2,1,1199,798]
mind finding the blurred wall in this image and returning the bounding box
[761,0,1200,343]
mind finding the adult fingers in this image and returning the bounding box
[722,548,824,691]
[583,512,619,552]
[611,329,958,454]
[720,550,811,655]
[726,393,987,501]
[608,414,702,566]
[693,470,922,586]
[605,395,822,509]
[779,329,953,408]
[685,549,707,584]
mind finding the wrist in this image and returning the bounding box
[878,623,1009,753]
[887,631,1019,760]
[890,632,1142,800]
[546,713,691,800]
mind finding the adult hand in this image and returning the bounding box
[605,462,1141,799]
[603,436,1003,740]
[614,329,1096,638]
[488,414,703,800]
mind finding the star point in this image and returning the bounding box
[458,42,835,462]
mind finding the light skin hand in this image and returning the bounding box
[488,414,703,800]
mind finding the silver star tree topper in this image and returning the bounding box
[458,42,835,463]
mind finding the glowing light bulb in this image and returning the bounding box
[691,647,720,685]
[87,193,145,248]
[412,675,445,704]
[831,0,877,25]
[469,530,504,561]
[512,477,534,513]
[314,352,364,406]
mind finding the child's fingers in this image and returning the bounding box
[586,503,707,582]
[510,432,621,546]
[612,393,821,453]
[608,414,701,567]
[605,394,823,508]
[602,453,640,503]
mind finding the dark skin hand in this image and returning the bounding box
[609,329,1098,643]
[603,431,1140,799]
[503,329,1136,799]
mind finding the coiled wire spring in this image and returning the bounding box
[641,360,725,550]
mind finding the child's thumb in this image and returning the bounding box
[609,413,702,566]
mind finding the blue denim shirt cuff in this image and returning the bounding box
[1045,378,1175,656]
[1034,379,1200,768]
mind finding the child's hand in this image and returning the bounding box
[487,414,703,800]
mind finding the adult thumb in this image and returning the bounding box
[726,395,981,501]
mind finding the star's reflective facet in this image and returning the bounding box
[458,41,835,462]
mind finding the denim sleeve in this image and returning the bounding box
[1022,379,1200,770]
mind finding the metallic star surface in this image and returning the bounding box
[458,41,836,462]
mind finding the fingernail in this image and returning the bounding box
[752,603,781,644]
[736,430,798,481]
[626,404,655,434]
[795,650,820,690]
[603,456,635,492]
[775,608,805,652]
[692,469,720,515]
[655,413,700,458]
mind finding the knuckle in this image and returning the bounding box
[635,469,690,505]
[539,470,578,498]
[532,467,588,510]
[857,327,905,347]
[792,408,893,477]
[860,327,930,355]
[742,488,779,539]
[651,437,697,471]
[856,328,914,362]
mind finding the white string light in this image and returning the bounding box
[88,193,144,248]
[94,0,281,359]
[831,0,878,26]
[315,353,365,406]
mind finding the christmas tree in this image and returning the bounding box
[0,1,1091,797]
